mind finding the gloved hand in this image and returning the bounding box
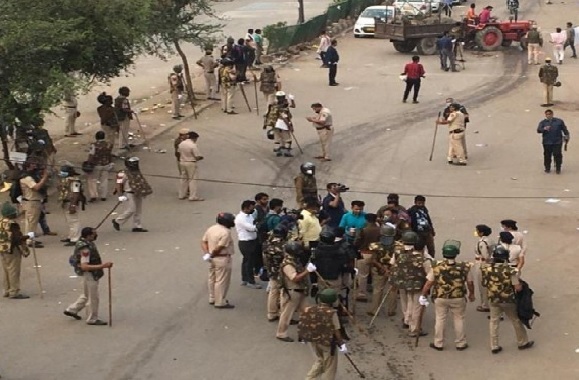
[354,268,359,276]
[306,263,317,273]
[338,344,348,354]
[419,295,429,307]
[118,195,128,202]
[27,232,35,239]
[202,253,212,262]
[288,94,295,100]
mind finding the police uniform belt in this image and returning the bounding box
[290,289,306,293]
[475,257,486,261]
[212,253,230,257]
[449,129,464,134]
[22,198,41,202]
[125,191,135,194]
[316,126,332,131]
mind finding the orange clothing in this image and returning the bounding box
[467,8,476,20]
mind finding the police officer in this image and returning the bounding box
[114,86,133,151]
[481,245,534,353]
[264,91,295,157]
[64,227,113,325]
[421,241,475,351]
[263,224,288,321]
[168,65,185,119]
[63,90,80,137]
[436,103,467,165]
[276,241,317,342]
[201,212,236,309]
[525,24,543,65]
[196,51,219,100]
[174,128,190,175]
[367,224,400,317]
[0,202,30,299]
[389,231,432,336]
[97,92,118,149]
[314,228,347,293]
[298,288,347,380]
[442,98,469,159]
[86,131,113,202]
[19,160,49,248]
[538,58,559,107]
[258,65,280,105]
[295,162,318,207]
[112,157,152,232]
[219,58,237,114]
[58,165,83,247]
[474,224,492,312]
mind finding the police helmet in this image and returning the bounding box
[272,224,288,239]
[1,202,18,218]
[125,156,140,170]
[60,164,79,176]
[442,245,460,258]
[317,288,338,304]
[319,228,336,244]
[173,64,183,73]
[492,245,510,262]
[284,241,303,256]
[275,91,286,97]
[380,224,396,237]
[266,129,275,140]
[216,212,235,228]
[401,231,419,245]
[300,162,316,176]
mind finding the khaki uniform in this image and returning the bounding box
[219,65,237,112]
[473,236,491,308]
[173,134,188,174]
[295,173,318,207]
[114,95,132,149]
[87,140,113,200]
[305,309,341,380]
[115,170,151,229]
[202,224,234,306]
[63,96,78,135]
[538,64,558,105]
[97,104,118,148]
[368,242,400,316]
[197,55,219,99]
[59,176,82,243]
[168,72,185,117]
[277,256,309,338]
[427,259,473,348]
[446,110,467,164]
[20,175,44,239]
[526,29,543,65]
[0,218,28,297]
[177,139,203,200]
[263,236,286,319]
[312,108,334,160]
[353,224,381,300]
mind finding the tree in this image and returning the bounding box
[145,0,224,112]
[0,0,153,167]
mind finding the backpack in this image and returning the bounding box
[516,279,540,329]
[69,245,84,276]
[298,305,335,346]
[9,177,23,204]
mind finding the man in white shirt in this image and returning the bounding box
[550,28,567,64]
[317,30,331,67]
[235,200,262,289]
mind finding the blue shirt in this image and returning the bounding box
[537,117,569,145]
[339,211,367,241]
[322,193,346,229]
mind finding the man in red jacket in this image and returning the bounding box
[402,56,426,104]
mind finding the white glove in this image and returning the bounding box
[27,232,35,239]
[338,344,348,354]
[202,253,212,262]
[419,295,429,307]
[354,268,359,276]
[288,94,295,100]
[306,263,317,273]
[118,195,128,202]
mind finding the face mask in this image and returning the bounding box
[306,170,313,175]
[59,171,69,178]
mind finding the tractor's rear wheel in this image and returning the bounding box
[475,26,504,51]
[393,40,417,53]
[416,37,437,55]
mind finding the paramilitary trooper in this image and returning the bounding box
[263,224,289,322]
[481,245,534,354]
[389,231,432,337]
[168,64,185,119]
[367,223,401,317]
[421,240,475,351]
[298,288,347,380]
[112,157,153,233]
[276,241,317,342]
[58,164,85,247]
[0,202,30,299]
[219,57,237,114]
[295,162,318,208]
[264,91,296,157]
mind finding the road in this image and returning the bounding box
[2,0,579,379]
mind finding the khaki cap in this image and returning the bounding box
[179,128,190,135]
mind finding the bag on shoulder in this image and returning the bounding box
[9,177,23,204]
[69,246,84,276]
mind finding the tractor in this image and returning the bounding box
[465,20,532,50]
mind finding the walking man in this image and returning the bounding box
[1,202,30,299]
[86,131,113,202]
[536,109,569,174]
[307,103,333,161]
[325,39,339,86]
[219,58,237,114]
[317,30,332,66]
[253,29,264,65]
[235,200,262,289]
[202,212,236,309]
[168,65,185,118]
[436,103,467,165]
[525,24,543,65]
[63,91,80,137]
[538,57,559,106]
[550,28,566,64]
[96,92,118,150]
[64,227,112,325]
[114,86,133,151]
[564,22,577,58]
[58,165,83,247]
[196,50,219,100]
[407,195,436,257]
[112,157,152,232]
[178,131,204,201]
[20,160,49,248]
[402,56,425,104]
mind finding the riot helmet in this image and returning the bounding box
[300,162,315,176]
[272,224,288,239]
[317,288,338,304]
[401,231,419,245]
[216,212,235,228]
[442,239,461,258]
[492,245,510,262]
[125,156,140,171]
[173,64,183,73]
[59,164,79,177]
[284,241,303,256]
[319,228,336,244]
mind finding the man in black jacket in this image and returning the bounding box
[407,195,436,257]
[536,109,569,174]
[325,40,340,86]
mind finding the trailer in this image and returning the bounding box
[374,17,456,54]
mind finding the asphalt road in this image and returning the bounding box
[2,0,579,379]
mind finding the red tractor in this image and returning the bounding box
[466,20,532,50]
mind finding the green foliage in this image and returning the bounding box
[263,22,289,40]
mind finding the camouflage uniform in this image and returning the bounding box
[115,169,153,230]
[294,173,318,207]
[265,101,293,156]
[58,175,82,243]
[219,65,236,113]
[538,63,558,105]
[390,247,432,334]
[368,241,401,316]
[276,254,309,339]
[481,263,530,350]
[0,217,29,298]
[263,234,286,320]
[427,259,473,348]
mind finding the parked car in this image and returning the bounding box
[354,5,396,37]
[393,0,441,14]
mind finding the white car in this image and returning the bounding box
[393,0,441,15]
[354,6,396,37]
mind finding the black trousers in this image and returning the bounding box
[328,64,338,85]
[403,78,421,101]
[238,239,258,284]
[543,143,563,171]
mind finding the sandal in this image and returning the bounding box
[476,306,490,312]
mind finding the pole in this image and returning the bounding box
[239,84,252,112]
[252,72,259,115]
[30,242,43,298]
[132,113,151,152]
[291,131,304,154]
[95,201,122,230]
[429,112,441,161]
[368,286,392,329]
[344,353,366,379]
[414,304,427,347]
[108,267,112,327]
